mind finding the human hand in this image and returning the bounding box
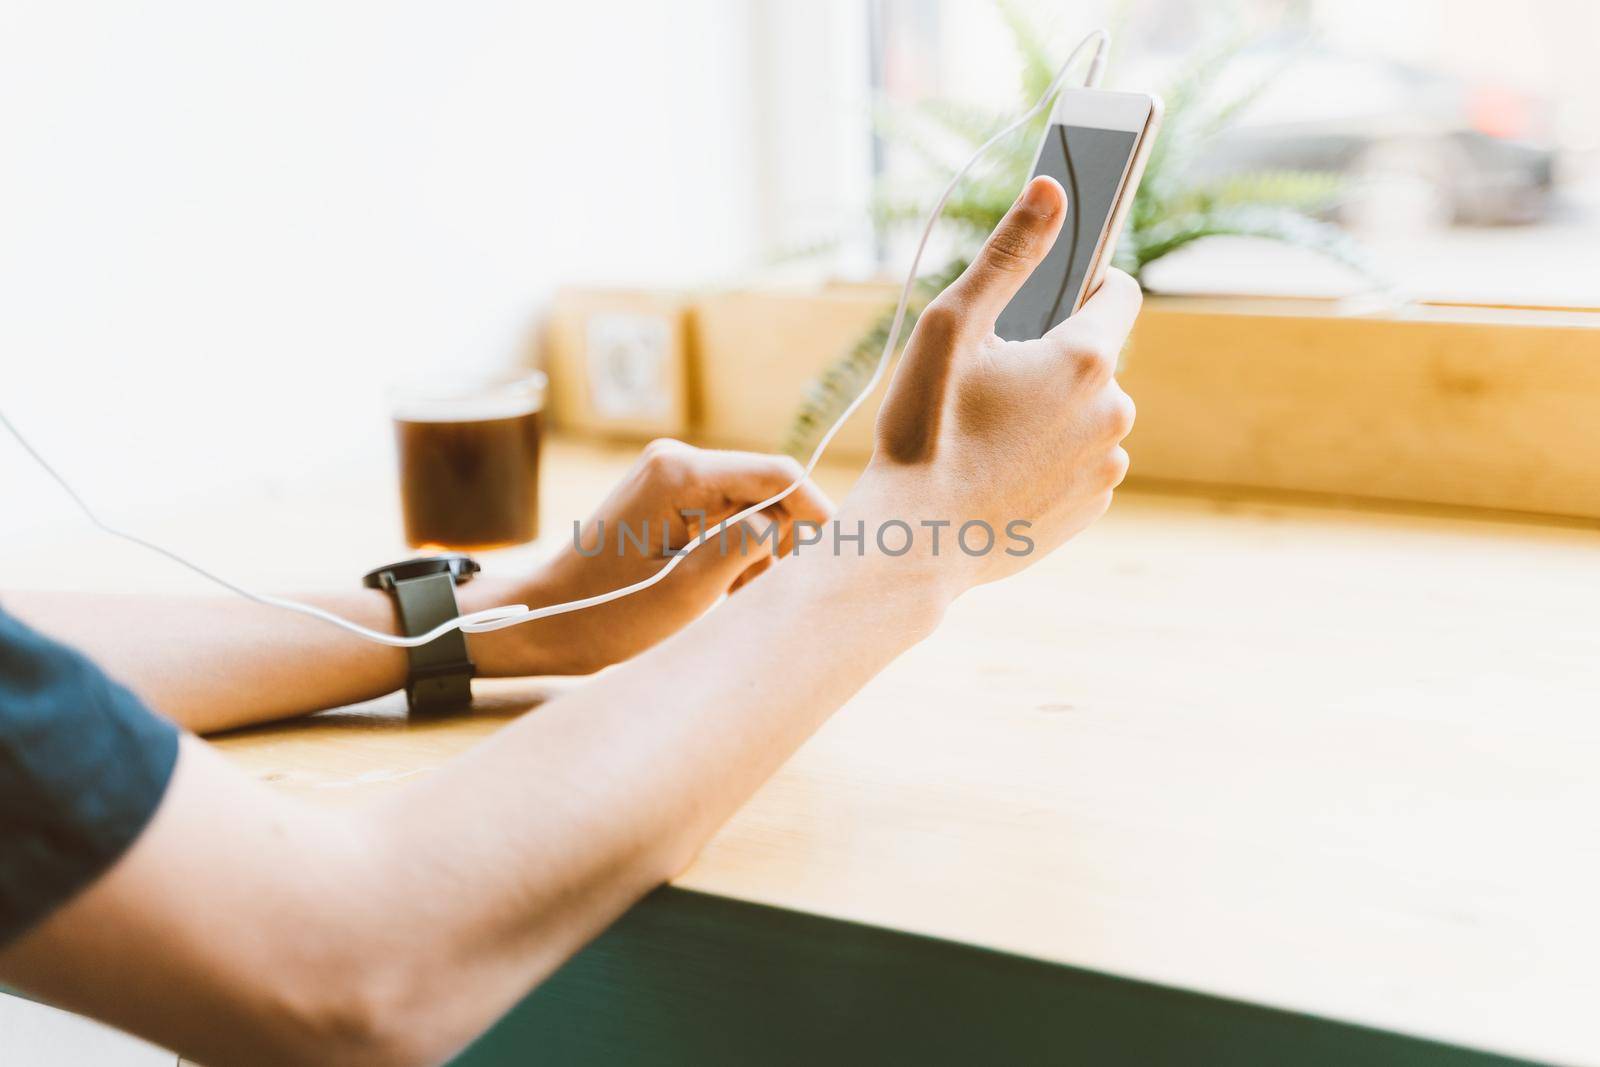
[469,439,832,676]
[847,174,1141,594]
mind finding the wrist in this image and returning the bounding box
[783,483,967,638]
[457,572,550,678]
[829,473,981,605]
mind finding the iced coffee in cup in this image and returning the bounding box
[391,372,547,551]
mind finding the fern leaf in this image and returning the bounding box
[913,99,1014,149]
[782,259,967,459]
[1129,205,1387,287]
[790,4,1387,454]
[765,233,847,267]
[1173,169,1346,215]
[996,0,1059,103]
[873,99,973,176]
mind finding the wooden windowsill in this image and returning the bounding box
[1119,295,1600,519]
[609,283,1600,522]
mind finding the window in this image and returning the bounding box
[865,0,1599,308]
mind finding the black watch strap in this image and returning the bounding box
[388,571,474,715]
[364,554,479,716]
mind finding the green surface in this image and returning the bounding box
[455,886,1542,1067]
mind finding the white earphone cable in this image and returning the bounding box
[1,30,1110,649]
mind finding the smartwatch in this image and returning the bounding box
[363,553,480,716]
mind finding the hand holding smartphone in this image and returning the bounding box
[995,88,1162,342]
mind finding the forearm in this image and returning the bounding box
[0,736,412,1067]
[1,440,836,734]
[361,488,957,1052]
[2,579,530,734]
[1,489,957,1066]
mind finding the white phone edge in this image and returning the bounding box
[1028,87,1164,317]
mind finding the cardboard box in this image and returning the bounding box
[690,283,899,455]
[544,289,695,440]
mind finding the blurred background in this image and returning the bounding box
[861,0,1599,305]
[3,0,1596,528]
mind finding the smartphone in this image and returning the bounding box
[995,88,1162,342]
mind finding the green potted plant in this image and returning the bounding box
[784,3,1381,459]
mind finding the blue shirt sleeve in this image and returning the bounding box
[0,603,178,947]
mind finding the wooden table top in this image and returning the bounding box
[9,437,1599,1065]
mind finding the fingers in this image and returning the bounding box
[674,445,834,526]
[692,447,831,560]
[1107,388,1136,442]
[727,554,772,594]
[1108,445,1131,488]
[937,175,1068,332]
[680,512,779,589]
[1042,267,1143,372]
[631,439,833,562]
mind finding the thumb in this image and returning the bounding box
[940,175,1067,330]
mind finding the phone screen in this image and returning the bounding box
[994,123,1139,342]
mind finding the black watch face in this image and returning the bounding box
[363,553,480,589]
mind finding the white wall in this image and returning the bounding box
[0,1,766,523]
[747,0,875,274]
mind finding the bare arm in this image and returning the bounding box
[0,177,1141,1067]
[1,532,949,1066]
[4,443,833,734]
[5,587,429,733]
